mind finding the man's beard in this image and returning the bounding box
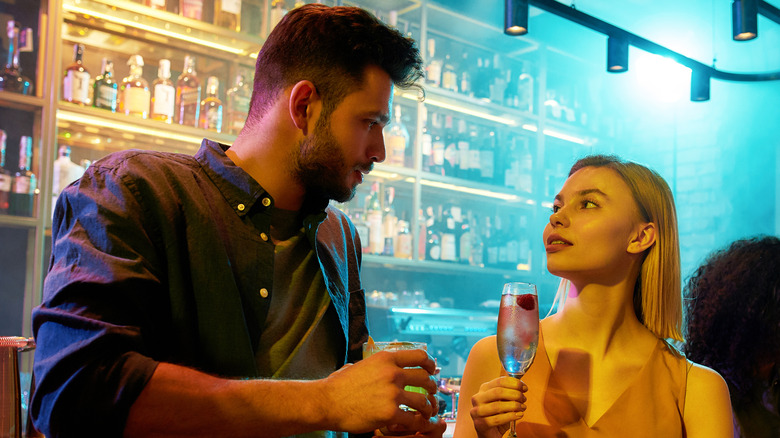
[290,117,367,203]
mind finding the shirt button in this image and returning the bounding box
[260,232,268,241]
[262,197,271,207]
[237,204,245,211]
[259,288,269,298]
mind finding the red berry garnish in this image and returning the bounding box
[516,294,536,311]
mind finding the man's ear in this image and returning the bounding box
[628,222,656,254]
[288,80,319,135]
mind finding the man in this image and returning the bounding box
[31,4,445,437]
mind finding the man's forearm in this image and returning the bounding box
[124,362,332,438]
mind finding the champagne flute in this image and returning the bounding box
[496,282,539,437]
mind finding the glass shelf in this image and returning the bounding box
[363,254,531,276]
[56,102,235,154]
[0,92,45,112]
[62,0,264,60]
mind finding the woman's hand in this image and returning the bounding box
[469,376,527,438]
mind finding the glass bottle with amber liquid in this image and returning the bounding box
[199,76,223,132]
[120,55,150,118]
[0,130,11,215]
[151,59,175,123]
[93,58,118,112]
[62,44,90,105]
[10,136,35,217]
[145,0,167,10]
[215,0,241,31]
[225,73,251,134]
[175,56,201,127]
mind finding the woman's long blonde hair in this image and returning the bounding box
[549,155,683,341]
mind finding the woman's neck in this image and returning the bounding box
[549,280,651,360]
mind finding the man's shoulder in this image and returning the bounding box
[91,149,198,177]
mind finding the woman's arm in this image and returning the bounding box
[683,362,734,438]
[454,336,526,438]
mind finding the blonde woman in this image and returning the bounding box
[455,155,733,437]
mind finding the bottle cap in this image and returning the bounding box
[158,59,171,78]
[128,54,144,67]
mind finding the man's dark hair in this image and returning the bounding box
[247,4,423,125]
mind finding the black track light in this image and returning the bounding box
[690,69,711,102]
[505,0,529,36]
[607,37,628,73]
[733,0,758,41]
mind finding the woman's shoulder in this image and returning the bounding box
[682,361,734,437]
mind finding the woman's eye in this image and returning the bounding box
[583,200,598,208]
[551,205,561,213]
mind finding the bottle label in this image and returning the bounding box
[458,141,470,171]
[480,150,494,179]
[385,135,406,167]
[149,0,166,7]
[95,85,118,110]
[0,174,11,191]
[178,86,201,125]
[123,87,151,116]
[13,175,30,194]
[204,106,223,131]
[221,0,241,14]
[180,0,203,19]
[153,84,175,118]
[441,233,456,261]
[64,71,90,104]
[432,141,445,166]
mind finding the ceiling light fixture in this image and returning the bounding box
[505,0,529,36]
[607,37,629,72]
[733,0,758,41]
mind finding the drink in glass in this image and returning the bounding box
[363,340,428,402]
[496,282,539,437]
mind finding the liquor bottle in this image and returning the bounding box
[430,112,445,176]
[505,214,520,270]
[93,58,118,112]
[51,145,85,216]
[10,136,35,217]
[225,74,251,134]
[0,21,27,94]
[62,44,90,105]
[495,215,508,268]
[439,205,457,262]
[458,209,472,264]
[517,62,534,113]
[456,119,470,180]
[120,55,151,118]
[151,59,175,123]
[0,130,10,214]
[269,0,287,30]
[175,56,201,127]
[351,211,370,255]
[473,57,491,101]
[145,0,167,10]
[199,76,223,132]
[469,214,484,267]
[425,206,441,261]
[419,106,433,173]
[467,125,481,181]
[459,52,472,97]
[180,0,203,20]
[442,115,458,177]
[366,182,384,255]
[425,38,442,87]
[215,0,241,31]
[518,213,531,267]
[504,69,519,108]
[381,186,396,256]
[480,130,497,185]
[416,208,427,260]
[489,54,507,105]
[441,54,458,93]
[384,105,409,167]
[394,219,412,260]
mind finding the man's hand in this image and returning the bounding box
[316,348,440,434]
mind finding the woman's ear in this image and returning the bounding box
[288,80,319,135]
[628,222,657,254]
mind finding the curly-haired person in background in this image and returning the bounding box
[685,235,780,438]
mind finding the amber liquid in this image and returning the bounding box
[214,0,241,31]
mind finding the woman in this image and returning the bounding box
[685,236,780,438]
[454,155,733,437]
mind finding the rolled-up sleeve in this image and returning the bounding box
[31,161,163,437]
